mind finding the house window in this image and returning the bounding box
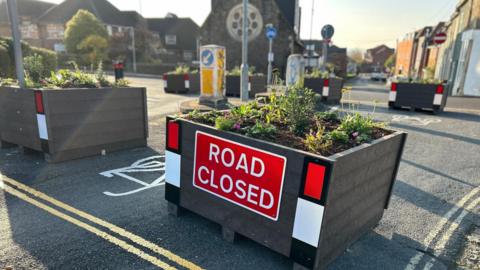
[183,50,193,61]
[107,25,112,36]
[165,35,177,45]
[46,24,64,40]
[20,22,39,39]
[54,43,66,52]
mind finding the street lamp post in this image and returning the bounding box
[240,0,249,102]
[6,0,25,87]
[130,27,137,73]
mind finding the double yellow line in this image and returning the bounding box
[0,175,203,270]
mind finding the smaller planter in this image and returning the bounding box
[304,77,344,104]
[249,75,267,98]
[226,75,241,97]
[0,86,148,163]
[388,82,447,114]
[163,74,190,94]
[189,73,200,94]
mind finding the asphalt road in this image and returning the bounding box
[1,76,479,270]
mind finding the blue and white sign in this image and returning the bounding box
[201,49,214,67]
[265,25,277,40]
[286,54,305,87]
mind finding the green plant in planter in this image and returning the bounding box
[328,129,349,143]
[0,77,16,86]
[24,53,44,83]
[170,65,190,75]
[113,79,130,87]
[95,62,112,87]
[215,117,236,131]
[281,86,316,135]
[227,66,257,76]
[304,127,332,153]
[47,69,97,88]
[336,112,384,143]
[305,68,329,79]
[245,121,277,139]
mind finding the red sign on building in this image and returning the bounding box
[193,131,287,221]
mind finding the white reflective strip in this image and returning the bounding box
[389,91,397,102]
[433,94,442,105]
[36,114,48,140]
[165,151,181,187]
[292,198,324,247]
[248,82,251,92]
[185,80,190,89]
[164,80,168,88]
[322,86,329,96]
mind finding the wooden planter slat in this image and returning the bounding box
[0,86,148,163]
[164,74,189,94]
[165,116,407,270]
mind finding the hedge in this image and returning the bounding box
[0,37,57,78]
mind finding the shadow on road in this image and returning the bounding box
[390,123,480,145]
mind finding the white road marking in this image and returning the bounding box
[404,186,480,270]
[392,115,442,126]
[422,196,480,270]
[100,155,166,197]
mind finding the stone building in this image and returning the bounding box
[200,0,302,74]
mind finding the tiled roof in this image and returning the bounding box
[0,0,55,23]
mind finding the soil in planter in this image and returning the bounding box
[182,109,392,157]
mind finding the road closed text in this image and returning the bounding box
[193,132,287,220]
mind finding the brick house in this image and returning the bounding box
[302,39,347,78]
[147,13,200,65]
[200,0,302,74]
[0,0,55,47]
[362,45,395,73]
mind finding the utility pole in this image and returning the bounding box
[420,27,431,79]
[130,27,137,73]
[240,0,249,102]
[265,24,277,85]
[6,0,25,87]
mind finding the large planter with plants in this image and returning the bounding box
[388,82,447,113]
[0,86,148,163]
[163,73,189,94]
[304,77,344,104]
[164,88,407,270]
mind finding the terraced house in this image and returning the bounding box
[0,0,201,68]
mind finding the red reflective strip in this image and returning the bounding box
[183,74,189,81]
[391,83,397,92]
[436,85,444,94]
[35,91,44,114]
[304,163,326,200]
[163,74,168,81]
[167,121,179,151]
[323,79,329,87]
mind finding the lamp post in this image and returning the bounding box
[240,0,249,102]
[6,0,25,87]
[129,26,137,73]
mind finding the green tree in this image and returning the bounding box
[64,10,109,65]
[77,35,108,67]
[384,53,396,70]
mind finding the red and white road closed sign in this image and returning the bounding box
[433,32,447,45]
[193,131,287,221]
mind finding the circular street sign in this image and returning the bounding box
[201,49,214,67]
[321,24,335,40]
[433,32,447,45]
[265,24,277,39]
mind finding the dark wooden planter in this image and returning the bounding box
[226,75,241,97]
[189,73,200,94]
[304,77,344,104]
[164,117,407,270]
[226,75,266,98]
[388,83,447,114]
[163,74,189,94]
[0,86,148,163]
[249,75,267,98]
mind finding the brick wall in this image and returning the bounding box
[395,38,414,76]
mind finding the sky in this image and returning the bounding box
[39,0,458,51]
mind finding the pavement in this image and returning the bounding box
[1,76,479,270]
